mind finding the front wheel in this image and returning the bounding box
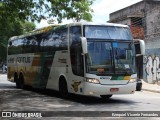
[59,78,70,98]
[100,95,113,99]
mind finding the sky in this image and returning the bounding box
[36,0,142,28]
[91,0,142,23]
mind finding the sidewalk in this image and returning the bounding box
[142,80,160,93]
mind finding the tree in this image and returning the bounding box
[49,0,94,22]
[0,20,35,62]
[0,0,94,62]
[0,0,94,23]
[22,21,36,33]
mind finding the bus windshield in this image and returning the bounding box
[84,26,136,75]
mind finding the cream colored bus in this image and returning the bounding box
[7,22,145,99]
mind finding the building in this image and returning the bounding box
[109,0,160,84]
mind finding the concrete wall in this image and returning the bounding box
[143,1,160,84]
[115,18,131,25]
[145,3,160,38]
[110,1,144,22]
[143,36,160,84]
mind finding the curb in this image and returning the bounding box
[142,89,160,93]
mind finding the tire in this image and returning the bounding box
[100,95,112,99]
[15,73,20,89]
[16,73,24,89]
[136,85,142,91]
[59,77,69,98]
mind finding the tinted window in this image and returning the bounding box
[85,26,132,40]
[23,36,39,53]
[8,38,23,54]
[8,33,43,55]
[70,26,84,76]
[42,28,68,52]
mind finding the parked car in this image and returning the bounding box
[136,79,142,91]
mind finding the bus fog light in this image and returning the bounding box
[86,78,100,84]
[129,79,136,83]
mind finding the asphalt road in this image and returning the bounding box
[0,74,160,120]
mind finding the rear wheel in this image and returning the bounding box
[14,73,20,89]
[100,95,112,99]
[16,73,24,89]
[59,77,69,98]
[19,74,24,89]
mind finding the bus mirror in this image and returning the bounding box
[134,39,145,56]
[81,37,88,54]
[139,40,145,55]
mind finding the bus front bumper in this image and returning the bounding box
[83,82,136,97]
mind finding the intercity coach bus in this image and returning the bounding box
[7,22,145,99]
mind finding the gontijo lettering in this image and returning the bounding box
[8,57,31,63]
[16,57,30,63]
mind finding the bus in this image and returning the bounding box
[7,22,145,99]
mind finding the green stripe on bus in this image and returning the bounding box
[111,76,124,80]
[33,52,55,88]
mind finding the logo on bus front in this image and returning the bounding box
[100,76,112,80]
[72,81,81,92]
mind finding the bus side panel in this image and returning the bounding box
[7,54,35,83]
[46,51,69,90]
[46,51,85,95]
[31,52,55,88]
[7,52,55,89]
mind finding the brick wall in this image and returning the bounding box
[130,26,144,39]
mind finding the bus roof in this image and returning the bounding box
[9,22,129,41]
[9,24,58,41]
[67,22,129,28]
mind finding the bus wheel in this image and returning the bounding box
[59,77,69,98]
[18,73,24,89]
[14,73,20,89]
[100,95,112,99]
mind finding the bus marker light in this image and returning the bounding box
[110,88,119,92]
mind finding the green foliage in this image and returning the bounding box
[49,0,94,22]
[0,0,94,23]
[0,0,94,62]
[0,20,35,62]
[22,21,36,33]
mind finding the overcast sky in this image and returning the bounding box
[36,0,142,28]
[92,0,142,23]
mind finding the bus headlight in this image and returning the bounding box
[86,78,100,84]
[129,79,136,83]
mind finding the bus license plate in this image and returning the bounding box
[110,88,119,92]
